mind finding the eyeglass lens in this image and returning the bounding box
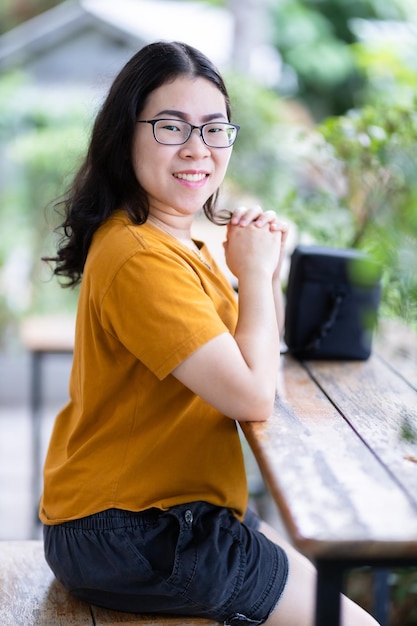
[153,120,238,147]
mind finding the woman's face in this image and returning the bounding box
[132,75,233,221]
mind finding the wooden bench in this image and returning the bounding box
[242,319,417,626]
[0,541,221,626]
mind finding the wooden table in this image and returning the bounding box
[242,320,417,626]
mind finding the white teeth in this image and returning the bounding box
[175,173,206,182]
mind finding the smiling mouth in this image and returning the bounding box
[174,173,208,182]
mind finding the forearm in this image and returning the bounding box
[234,270,280,405]
[171,270,280,422]
[172,218,283,422]
[273,277,285,337]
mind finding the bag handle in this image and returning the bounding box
[290,290,345,355]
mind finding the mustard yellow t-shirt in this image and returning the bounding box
[40,211,248,524]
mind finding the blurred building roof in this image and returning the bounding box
[0,0,233,90]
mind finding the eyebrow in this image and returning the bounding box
[153,109,227,122]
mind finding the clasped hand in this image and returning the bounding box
[223,205,288,280]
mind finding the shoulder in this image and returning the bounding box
[87,211,174,272]
[84,212,202,296]
[92,211,148,255]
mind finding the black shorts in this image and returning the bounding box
[43,502,288,626]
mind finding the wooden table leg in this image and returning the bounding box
[373,568,390,626]
[30,350,43,538]
[315,560,345,626]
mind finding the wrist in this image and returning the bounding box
[238,266,275,289]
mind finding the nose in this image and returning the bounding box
[180,127,210,157]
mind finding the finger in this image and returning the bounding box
[230,205,263,226]
[269,220,289,234]
[253,210,280,228]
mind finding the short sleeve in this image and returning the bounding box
[99,247,232,379]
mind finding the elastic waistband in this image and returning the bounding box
[58,508,163,530]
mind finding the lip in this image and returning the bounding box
[173,170,210,186]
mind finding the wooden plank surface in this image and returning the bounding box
[242,356,417,559]
[0,541,221,626]
[305,355,417,503]
[374,319,417,390]
[92,606,221,625]
[20,314,75,352]
[0,541,92,626]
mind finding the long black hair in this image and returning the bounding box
[46,41,233,286]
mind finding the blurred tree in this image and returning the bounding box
[270,0,412,119]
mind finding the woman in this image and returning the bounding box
[41,41,379,626]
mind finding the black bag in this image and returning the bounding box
[284,245,382,360]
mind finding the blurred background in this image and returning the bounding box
[1,1,417,623]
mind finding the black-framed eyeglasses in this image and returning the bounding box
[136,119,240,148]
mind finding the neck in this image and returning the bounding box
[146,213,211,269]
[147,214,196,249]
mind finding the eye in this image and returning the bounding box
[161,123,182,133]
[206,124,226,134]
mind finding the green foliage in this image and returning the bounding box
[224,72,294,210]
[320,105,417,237]
[0,74,87,341]
[270,0,413,118]
[353,39,417,107]
[284,103,417,326]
